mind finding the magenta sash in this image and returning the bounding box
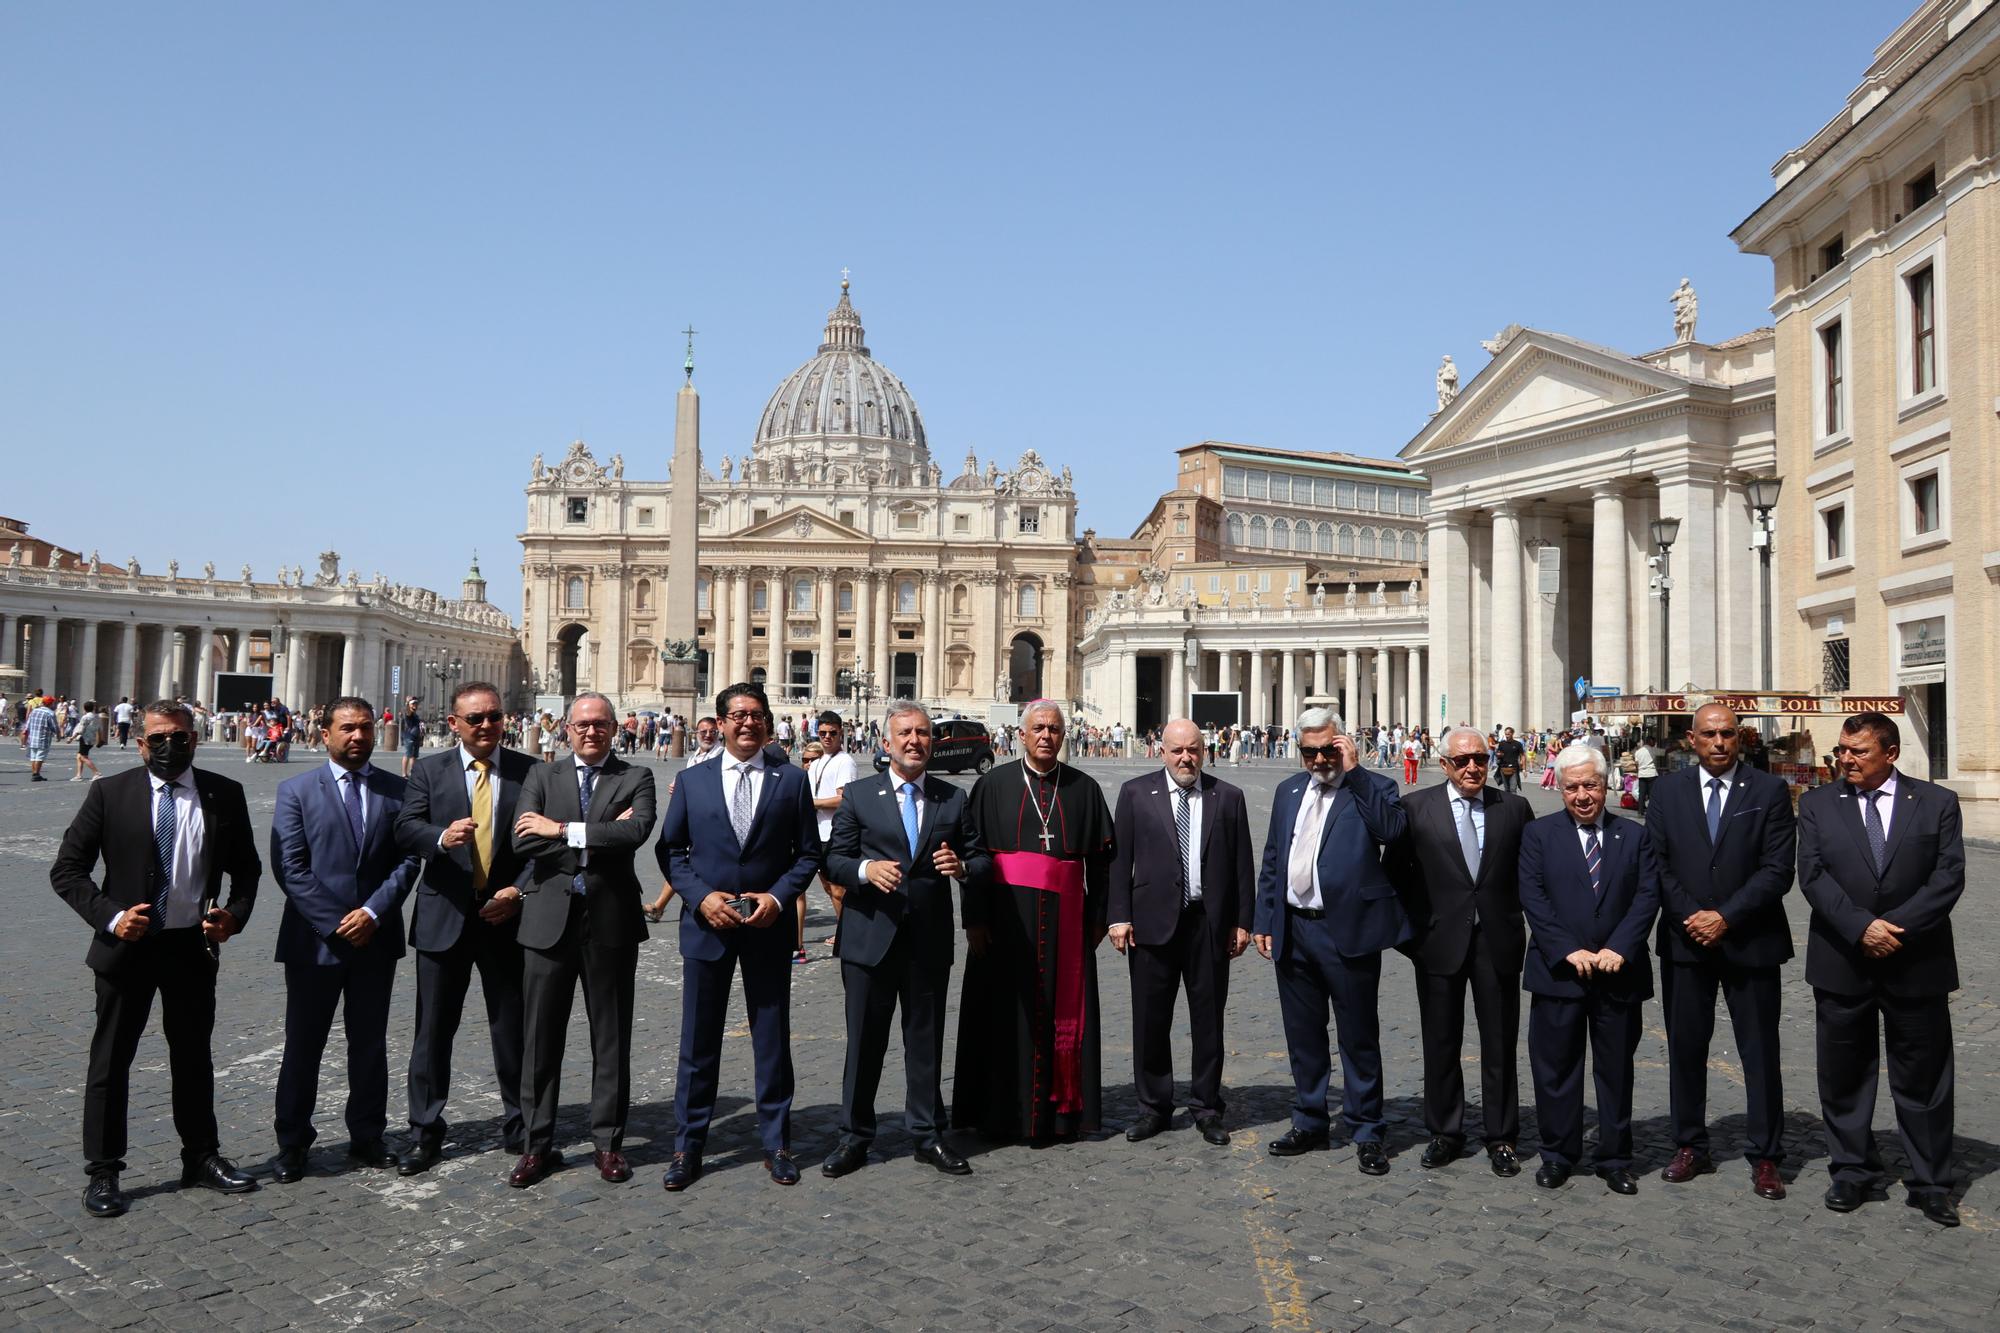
[993,850,1087,1112]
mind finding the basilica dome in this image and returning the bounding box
[753,281,929,466]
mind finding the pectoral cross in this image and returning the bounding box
[1038,828,1054,851]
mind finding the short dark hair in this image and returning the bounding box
[323,695,375,725]
[143,699,196,730]
[450,681,502,713]
[715,681,769,718]
[816,710,844,731]
[1841,711,1901,751]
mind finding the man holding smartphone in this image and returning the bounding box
[655,683,823,1190]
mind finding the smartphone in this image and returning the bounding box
[726,896,756,921]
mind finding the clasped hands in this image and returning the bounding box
[111,904,239,943]
[698,890,780,929]
[1565,947,1628,978]
[1682,909,1730,947]
[864,841,963,893]
[1861,917,1906,958]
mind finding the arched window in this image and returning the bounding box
[752,581,768,612]
[1359,527,1377,557]
[1294,522,1312,553]
[791,578,813,613]
[1337,524,1355,556]
[1248,516,1267,548]
[1018,582,1040,618]
[897,578,917,614]
[951,583,968,616]
[1226,513,1245,546]
[564,575,585,608]
[636,579,654,612]
[1316,521,1334,554]
[1271,518,1290,549]
[838,582,854,613]
[1401,531,1419,561]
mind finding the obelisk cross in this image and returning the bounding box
[682,325,697,384]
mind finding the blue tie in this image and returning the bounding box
[1705,777,1724,843]
[1583,825,1603,896]
[901,781,921,860]
[342,772,365,853]
[152,782,177,928]
[573,766,599,896]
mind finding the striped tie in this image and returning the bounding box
[152,782,177,928]
[1583,825,1603,897]
[1174,786,1193,910]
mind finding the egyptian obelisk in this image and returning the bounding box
[660,327,702,728]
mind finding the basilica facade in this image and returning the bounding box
[518,282,1078,717]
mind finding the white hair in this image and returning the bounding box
[883,699,930,731]
[1022,698,1066,728]
[1296,706,1342,734]
[1553,744,1608,781]
[1440,725,1487,752]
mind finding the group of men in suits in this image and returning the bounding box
[50,687,1966,1227]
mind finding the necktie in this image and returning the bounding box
[1174,786,1194,909]
[901,781,921,859]
[1456,796,1481,879]
[1583,825,1603,896]
[1287,782,1330,907]
[342,772,365,852]
[152,782,177,928]
[730,763,755,845]
[1705,777,1724,843]
[1863,789,1886,873]
[470,759,493,890]
[571,765,599,895]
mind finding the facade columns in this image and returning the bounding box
[198,631,218,708]
[157,628,184,699]
[852,572,871,692]
[35,616,59,693]
[111,621,133,704]
[1312,648,1328,698]
[1655,468,1719,691]
[920,574,943,701]
[285,630,309,708]
[232,629,252,673]
[340,630,364,697]
[765,568,784,688]
[1373,649,1391,728]
[1412,646,1429,728]
[872,573,892,691]
[1170,641,1189,721]
[1589,485,1630,698]
[816,569,837,698]
[1430,512,1472,727]
[78,621,101,706]
[981,575,1004,703]
[1217,649,1234,698]
[1489,503,1524,731]
[712,568,733,686]
[1280,648,1298,727]
[1248,649,1267,727]
[731,567,752,689]
[1344,648,1360,728]
[1118,651,1138,731]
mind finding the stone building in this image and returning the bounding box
[1732,0,2000,794]
[0,515,518,712]
[518,282,1078,717]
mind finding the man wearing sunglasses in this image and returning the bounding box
[1387,727,1534,1177]
[392,682,538,1175]
[1254,707,1410,1175]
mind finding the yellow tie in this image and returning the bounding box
[471,758,494,891]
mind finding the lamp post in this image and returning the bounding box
[423,656,463,733]
[1649,517,1681,692]
[1746,477,1783,692]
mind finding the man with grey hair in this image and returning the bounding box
[1255,706,1410,1174]
[1388,723,1534,1176]
[1517,743,1660,1194]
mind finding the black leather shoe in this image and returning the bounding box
[766,1149,800,1186]
[821,1142,868,1178]
[397,1140,444,1177]
[914,1140,973,1176]
[1598,1167,1639,1195]
[1488,1143,1521,1178]
[1420,1136,1463,1169]
[84,1173,129,1219]
[270,1148,308,1184]
[1125,1112,1171,1143]
[1356,1141,1390,1176]
[1907,1192,1961,1227]
[662,1152,702,1191]
[180,1154,258,1194]
[347,1141,398,1169]
[1534,1162,1571,1190]
[1823,1180,1865,1213]
[1267,1127,1330,1157]
[1196,1115,1230,1146]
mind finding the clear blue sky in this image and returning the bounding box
[2,1,1899,615]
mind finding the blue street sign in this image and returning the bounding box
[1572,675,1590,701]
[1589,684,1622,698]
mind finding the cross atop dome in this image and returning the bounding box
[820,274,868,355]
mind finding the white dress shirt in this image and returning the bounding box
[1573,819,1607,859]
[110,768,209,933]
[1449,789,1485,852]
[328,759,370,829]
[1696,762,1741,819]
[722,752,767,820]
[564,756,605,861]
[1287,773,1341,908]
[859,768,928,885]
[1855,771,1899,839]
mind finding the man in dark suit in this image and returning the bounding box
[1253,707,1410,1175]
[1799,711,1964,1227]
[51,699,263,1218]
[1386,724,1533,1177]
[269,696,422,1182]
[656,682,822,1190]
[391,681,537,1174]
[506,690,658,1188]
[1650,702,1796,1200]
[1109,717,1254,1147]
[820,701,991,1178]
[1519,743,1660,1195]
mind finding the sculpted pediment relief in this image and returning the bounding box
[732,505,871,543]
[1405,336,1683,459]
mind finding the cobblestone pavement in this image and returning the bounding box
[1,745,1994,1330]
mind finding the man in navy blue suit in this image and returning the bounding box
[655,682,822,1191]
[268,696,422,1182]
[1650,702,1796,1201]
[1253,707,1410,1175]
[1518,743,1660,1195]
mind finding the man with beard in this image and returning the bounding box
[953,700,1114,1143]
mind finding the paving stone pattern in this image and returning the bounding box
[1,746,1994,1330]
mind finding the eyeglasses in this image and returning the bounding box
[1297,744,1339,760]
[455,711,503,726]
[723,710,771,725]
[1443,753,1491,769]
[569,719,614,732]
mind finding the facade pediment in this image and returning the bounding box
[1404,334,1686,460]
[729,505,873,544]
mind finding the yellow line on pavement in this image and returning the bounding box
[1232,1129,1318,1331]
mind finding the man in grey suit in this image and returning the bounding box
[506,692,657,1189]
[820,701,990,1178]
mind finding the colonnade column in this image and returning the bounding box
[1589,484,1630,698]
[156,628,182,699]
[1344,649,1360,729]
[1248,650,1267,727]
[1430,511,1472,728]
[111,621,133,704]
[1412,646,1428,730]
[232,629,252,672]
[198,631,218,708]
[35,616,59,693]
[765,568,784,691]
[732,567,752,689]
[1312,648,1327,698]
[712,568,733,685]
[1216,649,1234,698]
[78,621,101,706]
[1118,652,1138,732]
[816,569,837,699]
[873,575,892,692]
[920,574,942,701]
[1370,649,1389,729]
[1280,648,1298,728]
[852,572,872,692]
[285,631,309,708]
[1169,642,1189,721]
[339,631,363,697]
[1489,502,1524,731]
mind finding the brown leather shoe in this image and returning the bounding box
[1752,1158,1786,1200]
[506,1150,561,1189]
[594,1149,632,1183]
[1659,1146,1715,1184]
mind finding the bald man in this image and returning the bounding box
[1109,719,1255,1145]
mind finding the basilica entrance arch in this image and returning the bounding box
[556,623,588,698]
[1008,632,1044,703]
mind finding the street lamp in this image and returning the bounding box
[1746,476,1783,692]
[424,657,464,731]
[1649,516,1681,692]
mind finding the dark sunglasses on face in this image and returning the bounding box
[1297,744,1340,760]
[1443,753,1491,768]
[455,711,503,726]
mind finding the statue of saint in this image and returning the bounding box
[167,559,179,581]
[720,454,733,480]
[126,556,140,578]
[531,452,544,479]
[1311,584,1327,610]
[1435,354,1459,412]
[242,563,254,583]
[88,550,101,577]
[203,561,215,581]
[611,453,624,479]
[47,547,62,569]
[1344,582,1358,609]
[1371,581,1387,605]
[6,541,19,566]
[1672,277,1699,344]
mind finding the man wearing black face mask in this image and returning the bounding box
[51,699,263,1219]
